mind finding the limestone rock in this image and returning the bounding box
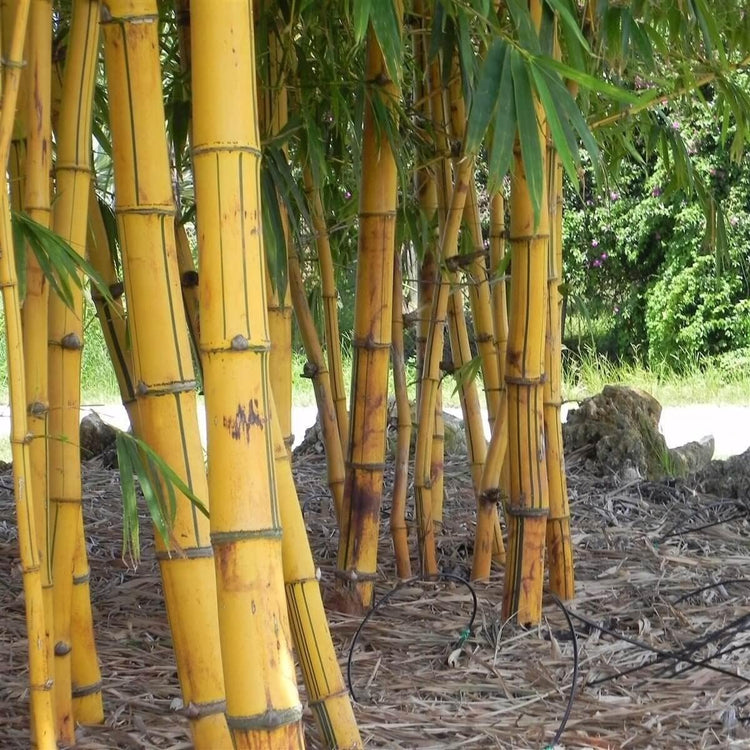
[693,447,750,499]
[80,411,118,467]
[562,385,713,481]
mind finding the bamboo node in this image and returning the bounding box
[210,529,282,545]
[302,361,319,379]
[181,270,199,288]
[230,334,250,351]
[505,506,549,518]
[0,57,26,69]
[226,705,303,731]
[479,488,502,505]
[352,335,391,351]
[155,545,213,560]
[54,641,72,656]
[334,568,378,582]
[27,401,48,418]
[439,359,455,374]
[72,572,90,585]
[72,680,103,698]
[61,332,82,350]
[183,698,227,719]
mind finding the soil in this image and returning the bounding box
[1,451,749,749]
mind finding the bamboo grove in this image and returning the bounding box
[1,0,749,746]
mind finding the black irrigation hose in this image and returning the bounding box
[545,595,580,750]
[346,573,478,705]
[346,579,580,750]
[567,605,750,688]
[672,578,750,605]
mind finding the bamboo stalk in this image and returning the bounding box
[270,404,363,748]
[47,0,103,736]
[391,252,411,579]
[413,157,473,577]
[191,1,303,745]
[22,0,54,706]
[462,178,502,428]
[411,6,444,537]
[174,221,201,370]
[288,226,346,521]
[502,0,550,626]
[0,3,56,746]
[86,187,138,428]
[543,73,575,600]
[261,24,294,454]
[102,3,230,746]
[336,20,401,611]
[2,0,27,212]
[303,166,349,454]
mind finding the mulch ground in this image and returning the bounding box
[1,450,749,749]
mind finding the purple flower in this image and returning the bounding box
[592,259,602,268]
[609,191,620,201]
[600,252,608,260]
[672,121,681,131]
[614,305,620,313]
[652,186,662,197]
[730,215,740,228]
[344,190,352,199]
[591,239,599,248]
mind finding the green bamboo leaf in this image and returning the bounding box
[488,52,516,194]
[128,440,171,549]
[465,38,507,155]
[13,210,115,309]
[451,355,482,397]
[353,0,371,43]
[511,50,545,225]
[537,63,601,170]
[506,0,542,55]
[127,432,209,518]
[535,55,643,105]
[12,215,26,302]
[530,63,579,189]
[369,0,402,83]
[116,432,140,561]
[261,166,287,298]
[544,0,590,53]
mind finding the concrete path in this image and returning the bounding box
[0,401,748,460]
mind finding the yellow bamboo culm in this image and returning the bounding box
[191,1,303,746]
[277,29,345,520]
[47,0,103,736]
[21,0,54,703]
[502,0,550,627]
[86,187,139,428]
[1,0,27,212]
[261,25,294,453]
[270,404,363,748]
[424,41,452,533]
[391,254,412,579]
[336,20,401,611]
[289,240,346,521]
[413,157,473,577]
[544,111,574,600]
[303,166,349,453]
[101,3,231,746]
[174,222,201,366]
[0,3,56,746]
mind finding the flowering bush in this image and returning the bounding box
[563,100,750,368]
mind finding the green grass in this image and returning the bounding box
[562,348,750,405]
[2,303,749,418]
[0,299,121,405]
